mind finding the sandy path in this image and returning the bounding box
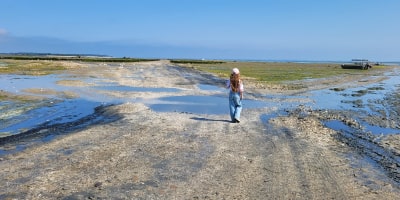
[1,61,399,199]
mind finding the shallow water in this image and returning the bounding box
[0,74,269,139]
[1,73,398,137]
[324,120,400,135]
[0,74,67,95]
[1,68,399,147]
[310,82,392,113]
[147,95,268,115]
[0,99,108,136]
[311,69,400,135]
[95,85,181,93]
[197,84,225,92]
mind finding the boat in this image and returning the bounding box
[341,59,372,70]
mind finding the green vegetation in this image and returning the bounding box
[0,60,67,75]
[0,55,158,62]
[170,59,225,64]
[0,56,158,75]
[181,61,389,84]
[0,56,391,84]
[0,91,40,102]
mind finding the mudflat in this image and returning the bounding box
[0,60,399,199]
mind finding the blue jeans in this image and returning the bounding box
[229,91,242,121]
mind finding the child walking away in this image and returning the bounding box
[226,68,244,123]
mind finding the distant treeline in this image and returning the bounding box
[170,59,225,64]
[0,55,159,62]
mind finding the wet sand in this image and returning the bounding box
[0,60,400,199]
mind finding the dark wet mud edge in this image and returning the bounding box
[332,124,400,184]
[0,104,122,155]
[324,120,400,185]
[279,105,400,185]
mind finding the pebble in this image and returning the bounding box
[94,182,102,188]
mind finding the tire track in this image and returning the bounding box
[261,119,348,199]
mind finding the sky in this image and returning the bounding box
[0,0,399,61]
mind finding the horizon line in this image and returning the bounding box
[1,52,399,64]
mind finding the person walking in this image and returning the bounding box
[226,68,244,123]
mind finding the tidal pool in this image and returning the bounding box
[0,99,107,136]
[324,120,400,135]
[311,69,400,135]
[95,85,181,93]
[147,95,268,115]
[1,67,399,153]
[197,84,225,92]
[0,74,65,95]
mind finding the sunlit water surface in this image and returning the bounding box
[1,68,399,141]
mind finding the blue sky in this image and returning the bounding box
[1,0,399,61]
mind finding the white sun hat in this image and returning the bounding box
[232,68,240,74]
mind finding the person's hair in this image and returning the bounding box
[230,73,240,92]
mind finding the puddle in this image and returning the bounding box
[311,70,400,110]
[0,74,66,95]
[145,84,272,115]
[0,98,108,136]
[0,74,122,152]
[309,85,390,112]
[1,67,399,155]
[0,104,119,156]
[95,85,181,93]
[324,120,358,133]
[197,84,225,92]
[362,123,400,135]
[310,69,400,135]
[324,120,400,183]
[324,120,400,135]
[147,95,268,115]
[96,83,224,93]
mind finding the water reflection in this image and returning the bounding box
[0,99,106,136]
[96,85,181,93]
[0,74,65,95]
[197,84,225,92]
[314,69,400,135]
[1,68,399,142]
[147,95,268,115]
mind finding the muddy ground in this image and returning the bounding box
[0,60,399,199]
